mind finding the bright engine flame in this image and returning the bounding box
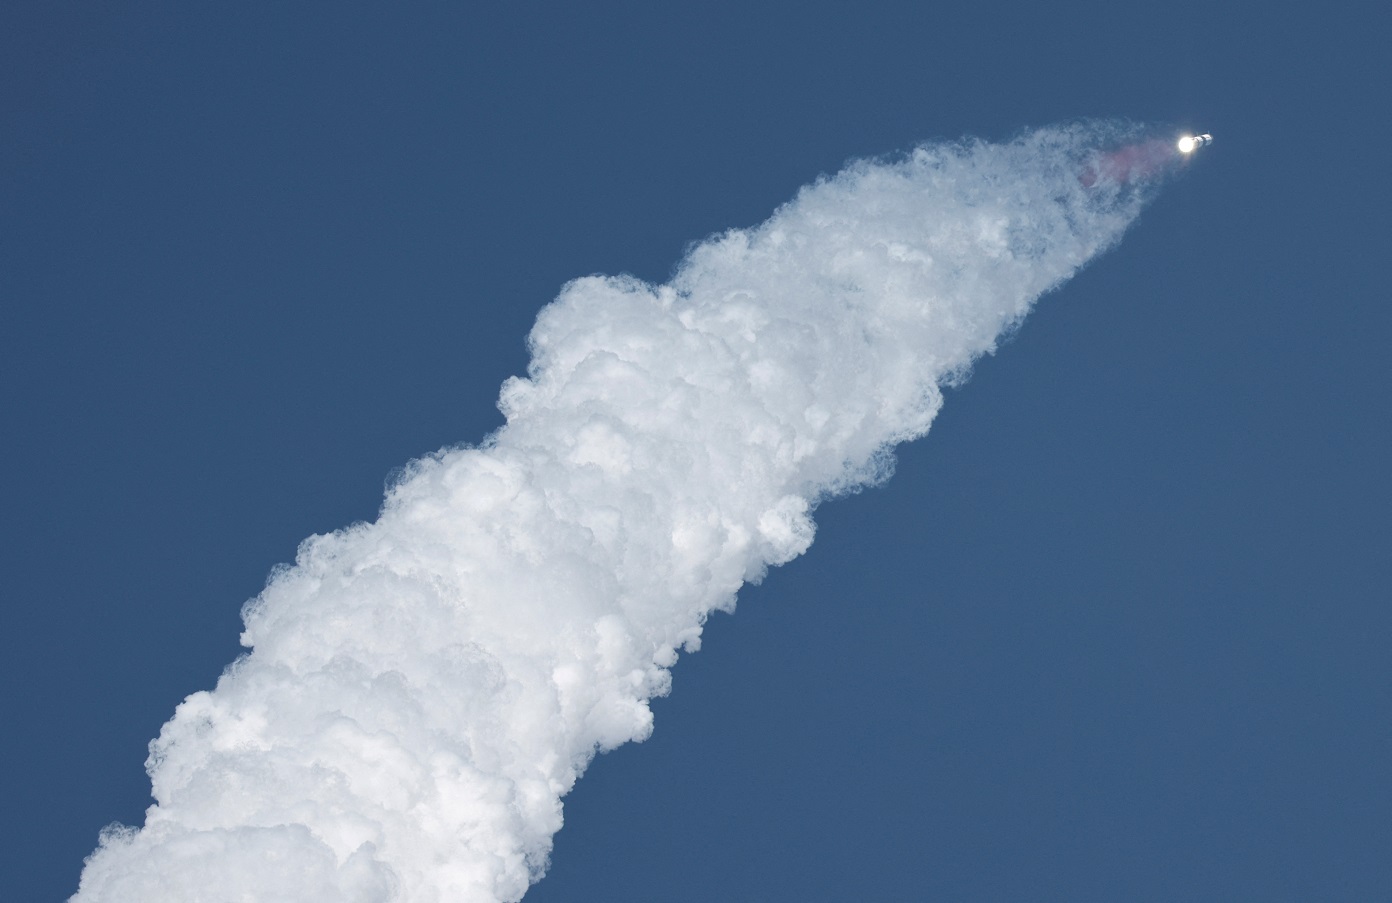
[1177,136,1198,154]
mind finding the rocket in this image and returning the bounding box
[1177,134,1213,154]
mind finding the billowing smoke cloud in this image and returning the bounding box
[73,122,1174,902]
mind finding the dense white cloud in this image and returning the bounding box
[73,122,1168,902]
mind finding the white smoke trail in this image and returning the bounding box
[73,121,1171,902]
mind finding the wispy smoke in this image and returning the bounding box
[73,122,1170,902]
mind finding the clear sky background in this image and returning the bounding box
[3,2,1388,900]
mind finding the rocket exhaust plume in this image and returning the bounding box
[73,121,1176,902]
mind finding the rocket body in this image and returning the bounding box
[1177,133,1213,153]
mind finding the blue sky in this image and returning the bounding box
[3,2,1388,900]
